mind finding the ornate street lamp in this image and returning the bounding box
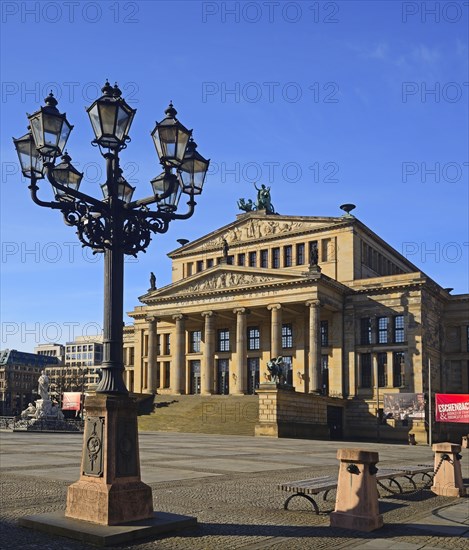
[178,137,210,195]
[14,81,209,534]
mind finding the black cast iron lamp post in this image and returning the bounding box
[13,80,209,530]
[14,80,209,396]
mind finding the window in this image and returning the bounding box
[218,329,230,352]
[207,258,214,268]
[320,320,329,346]
[321,355,329,394]
[282,324,293,348]
[156,335,161,355]
[360,353,372,388]
[284,245,292,267]
[196,260,203,272]
[321,239,330,262]
[189,331,202,353]
[296,243,305,265]
[260,249,268,268]
[227,255,234,265]
[393,315,405,343]
[186,263,193,276]
[393,352,405,387]
[283,356,293,385]
[377,317,388,344]
[248,251,257,267]
[164,334,171,355]
[360,317,372,345]
[272,247,280,268]
[164,362,170,388]
[247,327,260,350]
[238,253,245,266]
[377,352,387,387]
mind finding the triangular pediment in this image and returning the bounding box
[140,264,308,302]
[168,212,347,257]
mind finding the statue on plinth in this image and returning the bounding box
[222,238,229,262]
[149,271,156,291]
[20,370,65,424]
[255,183,275,214]
[238,183,277,215]
[37,370,49,401]
[267,356,286,384]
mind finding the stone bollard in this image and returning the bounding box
[431,442,466,497]
[330,449,383,532]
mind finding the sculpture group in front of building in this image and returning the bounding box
[238,183,276,215]
[266,356,286,384]
[20,370,64,421]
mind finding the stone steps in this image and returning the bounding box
[138,394,259,436]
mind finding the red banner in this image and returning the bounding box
[435,393,469,423]
[62,392,81,411]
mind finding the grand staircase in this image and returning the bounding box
[138,394,259,436]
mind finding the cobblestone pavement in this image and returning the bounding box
[1,432,468,549]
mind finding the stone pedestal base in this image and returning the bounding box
[65,394,154,525]
[66,480,153,525]
[329,510,383,533]
[431,442,466,497]
[330,449,383,532]
[20,511,197,547]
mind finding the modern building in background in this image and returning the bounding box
[34,343,65,365]
[45,336,103,402]
[123,208,468,440]
[0,349,59,415]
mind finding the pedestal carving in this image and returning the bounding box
[66,394,153,526]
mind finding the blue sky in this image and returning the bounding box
[1,0,468,352]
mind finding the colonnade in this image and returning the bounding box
[142,300,324,395]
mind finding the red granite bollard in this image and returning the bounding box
[330,449,383,532]
[431,442,466,497]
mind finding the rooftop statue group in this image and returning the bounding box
[20,370,64,421]
[238,183,276,215]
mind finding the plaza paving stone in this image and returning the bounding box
[0,431,468,549]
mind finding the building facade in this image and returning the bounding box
[44,337,103,403]
[0,349,59,415]
[123,210,468,438]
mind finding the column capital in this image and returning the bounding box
[172,314,186,322]
[201,310,215,318]
[306,299,321,308]
[145,316,158,324]
[267,303,282,311]
[233,307,249,315]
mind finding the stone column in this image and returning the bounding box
[145,316,158,394]
[233,308,248,394]
[306,300,321,393]
[172,314,186,394]
[267,304,282,359]
[201,311,215,395]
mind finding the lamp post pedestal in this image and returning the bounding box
[66,394,153,525]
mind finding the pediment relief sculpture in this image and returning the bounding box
[180,272,277,293]
[213,219,306,246]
